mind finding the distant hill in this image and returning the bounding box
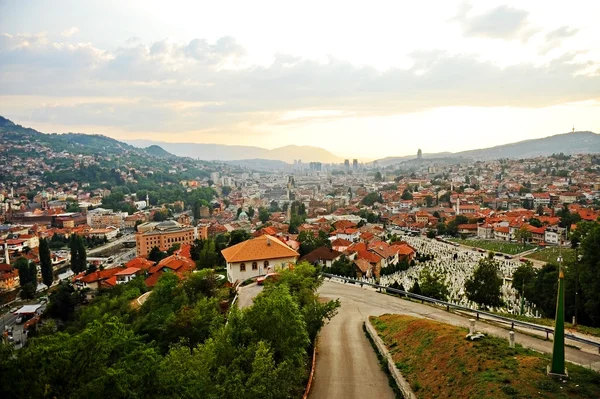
[0,116,168,159]
[374,131,600,166]
[126,140,344,163]
[145,145,173,158]
[456,131,600,160]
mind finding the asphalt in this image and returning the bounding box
[237,282,263,309]
[313,280,600,390]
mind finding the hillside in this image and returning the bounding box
[145,145,173,158]
[372,314,600,399]
[375,131,600,167]
[126,139,343,163]
[1,116,164,158]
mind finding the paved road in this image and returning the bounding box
[310,280,600,399]
[88,233,135,256]
[309,288,396,399]
[237,283,263,309]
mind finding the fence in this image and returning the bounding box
[322,273,600,353]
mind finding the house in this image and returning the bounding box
[477,223,494,239]
[457,224,478,236]
[493,226,511,241]
[72,268,121,290]
[333,228,359,242]
[529,226,546,245]
[299,246,342,268]
[331,238,352,252]
[115,267,142,284]
[221,235,299,283]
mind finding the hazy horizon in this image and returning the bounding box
[1,1,599,158]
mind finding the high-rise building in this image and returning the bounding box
[352,159,358,171]
[344,159,350,172]
[309,162,322,171]
[417,149,422,160]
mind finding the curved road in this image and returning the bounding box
[309,280,600,399]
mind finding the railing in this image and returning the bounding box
[322,273,600,353]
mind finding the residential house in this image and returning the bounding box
[221,235,299,283]
[299,246,342,268]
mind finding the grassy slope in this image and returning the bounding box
[449,239,535,255]
[525,247,576,263]
[372,314,600,399]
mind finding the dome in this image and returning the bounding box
[157,220,180,229]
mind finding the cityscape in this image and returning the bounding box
[1,1,600,398]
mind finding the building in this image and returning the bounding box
[344,159,350,172]
[299,246,342,268]
[352,159,358,171]
[87,208,127,228]
[115,267,142,284]
[135,220,196,257]
[221,235,299,283]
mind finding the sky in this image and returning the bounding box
[1,0,599,159]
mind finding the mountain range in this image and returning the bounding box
[2,116,599,166]
[125,139,343,163]
[373,131,600,167]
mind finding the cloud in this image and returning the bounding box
[540,26,579,54]
[0,32,598,138]
[453,3,536,41]
[61,27,79,37]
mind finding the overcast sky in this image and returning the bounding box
[1,0,599,159]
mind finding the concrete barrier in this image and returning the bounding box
[365,320,416,399]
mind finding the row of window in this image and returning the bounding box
[239,260,269,272]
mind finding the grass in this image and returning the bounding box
[525,247,576,264]
[449,239,535,255]
[371,314,600,399]
[489,311,600,339]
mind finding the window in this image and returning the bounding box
[240,263,246,272]
[252,262,258,270]
[264,260,269,268]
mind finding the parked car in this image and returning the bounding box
[504,255,512,259]
[257,273,280,285]
[519,258,528,262]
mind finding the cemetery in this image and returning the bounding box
[371,314,600,399]
[449,238,535,255]
[526,246,577,264]
[372,236,536,316]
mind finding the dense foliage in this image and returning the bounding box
[0,263,338,398]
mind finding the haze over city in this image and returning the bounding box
[1,0,600,159]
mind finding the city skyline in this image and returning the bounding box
[1,1,600,158]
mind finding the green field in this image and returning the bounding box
[450,239,535,255]
[372,314,600,399]
[526,246,576,264]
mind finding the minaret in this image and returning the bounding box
[146,193,150,208]
[4,244,9,266]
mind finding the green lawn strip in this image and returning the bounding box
[488,311,600,339]
[371,314,600,399]
[449,239,535,255]
[525,247,576,263]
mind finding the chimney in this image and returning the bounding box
[266,237,271,246]
[4,244,9,266]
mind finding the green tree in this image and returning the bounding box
[579,223,600,325]
[46,282,78,322]
[221,186,232,196]
[329,255,355,277]
[15,257,37,299]
[229,230,251,246]
[425,195,433,207]
[69,234,80,273]
[512,261,536,296]
[419,268,449,301]
[258,207,270,224]
[401,189,413,200]
[361,192,379,206]
[465,256,503,308]
[374,171,383,181]
[197,239,217,269]
[514,226,532,245]
[148,246,167,263]
[247,206,255,218]
[529,218,543,228]
[39,237,53,287]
